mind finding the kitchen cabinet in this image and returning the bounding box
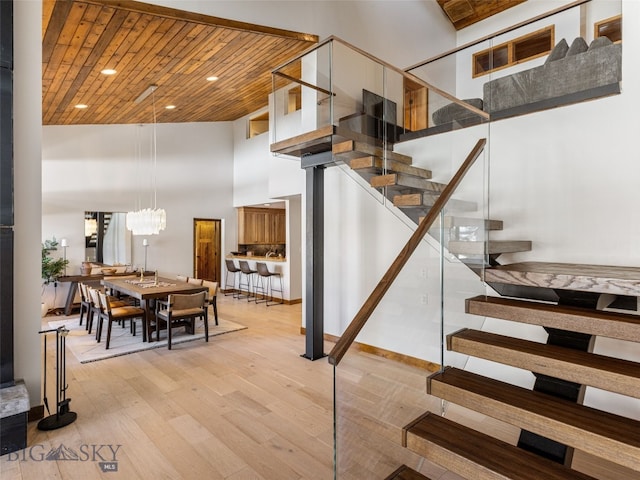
[238,207,286,244]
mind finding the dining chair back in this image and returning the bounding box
[176,275,188,282]
[78,283,92,327]
[187,277,203,286]
[97,291,145,350]
[202,280,219,325]
[155,291,208,350]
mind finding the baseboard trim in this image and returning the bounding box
[220,289,301,305]
[28,405,44,422]
[300,327,440,372]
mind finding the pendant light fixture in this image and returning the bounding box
[126,85,167,236]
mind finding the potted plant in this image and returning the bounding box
[41,238,69,316]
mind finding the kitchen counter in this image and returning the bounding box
[227,254,286,263]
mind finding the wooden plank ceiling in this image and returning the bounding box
[42,0,318,125]
[437,0,527,30]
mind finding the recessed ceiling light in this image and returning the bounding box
[206,76,219,82]
[75,104,88,109]
[165,105,176,110]
[101,68,117,75]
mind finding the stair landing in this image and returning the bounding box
[485,262,640,297]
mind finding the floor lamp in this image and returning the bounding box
[60,238,68,275]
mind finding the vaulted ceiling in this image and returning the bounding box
[42,0,318,125]
[437,0,527,30]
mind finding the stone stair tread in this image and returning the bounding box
[466,295,640,342]
[448,240,532,255]
[333,139,413,164]
[427,367,640,471]
[447,329,640,398]
[393,193,477,212]
[371,173,446,194]
[349,156,432,178]
[403,412,597,480]
[485,261,640,297]
[384,465,435,480]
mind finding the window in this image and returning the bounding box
[595,15,622,44]
[248,112,269,139]
[473,26,554,78]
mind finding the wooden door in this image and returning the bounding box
[193,219,221,282]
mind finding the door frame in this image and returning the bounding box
[193,218,222,283]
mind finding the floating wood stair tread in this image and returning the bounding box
[333,140,413,164]
[466,295,640,342]
[404,412,597,480]
[427,367,640,471]
[485,262,640,297]
[384,465,435,480]
[448,240,532,255]
[270,125,335,157]
[349,156,432,179]
[394,193,477,212]
[447,329,640,398]
[371,173,447,194]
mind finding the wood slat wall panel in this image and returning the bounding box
[42,0,318,125]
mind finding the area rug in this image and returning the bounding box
[47,315,247,364]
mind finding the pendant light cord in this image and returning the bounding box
[152,89,158,211]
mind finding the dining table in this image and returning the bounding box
[101,275,207,342]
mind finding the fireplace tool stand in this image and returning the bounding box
[37,326,77,430]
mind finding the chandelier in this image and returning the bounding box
[126,85,167,236]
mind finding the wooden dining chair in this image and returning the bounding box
[176,275,188,282]
[187,277,203,286]
[96,291,146,350]
[86,286,103,336]
[155,291,208,350]
[202,280,219,325]
[78,283,92,328]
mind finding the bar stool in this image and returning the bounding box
[255,262,283,306]
[238,260,257,301]
[224,259,241,297]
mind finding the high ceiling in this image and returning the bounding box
[437,0,527,30]
[42,0,318,125]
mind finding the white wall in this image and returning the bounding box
[14,0,44,406]
[42,122,236,296]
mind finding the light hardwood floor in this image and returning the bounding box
[2,297,335,480]
[1,296,635,479]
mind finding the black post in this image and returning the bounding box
[300,148,335,360]
[0,0,14,388]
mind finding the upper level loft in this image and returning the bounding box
[270,0,622,155]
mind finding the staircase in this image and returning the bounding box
[401,266,640,477]
[272,126,639,479]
